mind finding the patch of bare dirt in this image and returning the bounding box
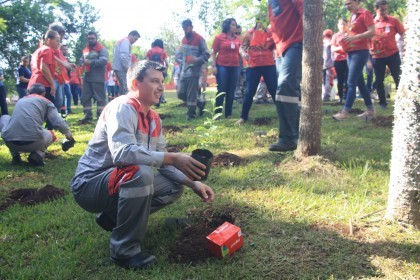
[166,144,187,153]
[0,185,65,211]
[159,113,173,120]
[372,115,393,128]
[349,108,364,114]
[163,125,183,134]
[212,152,247,167]
[325,102,343,106]
[44,151,60,159]
[253,117,272,126]
[168,208,237,264]
[277,156,340,177]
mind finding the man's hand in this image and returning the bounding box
[191,181,215,202]
[166,153,206,181]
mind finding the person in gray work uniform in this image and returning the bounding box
[70,60,215,270]
[0,83,74,166]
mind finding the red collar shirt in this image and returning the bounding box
[346,8,375,52]
[242,28,275,67]
[371,15,405,58]
[212,33,241,67]
[331,32,348,61]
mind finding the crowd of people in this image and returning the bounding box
[0,0,406,270]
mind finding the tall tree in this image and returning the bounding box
[296,0,323,157]
[385,0,419,229]
[0,0,98,75]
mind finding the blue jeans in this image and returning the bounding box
[241,65,277,121]
[373,51,401,106]
[54,80,64,113]
[344,50,373,111]
[63,84,72,114]
[215,65,241,117]
[275,42,302,145]
[70,84,81,105]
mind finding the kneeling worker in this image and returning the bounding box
[70,60,215,270]
[0,83,74,166]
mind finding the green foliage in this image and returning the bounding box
[0,0,99,76]
[195,91,225,147]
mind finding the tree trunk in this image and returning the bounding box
[296,0,323,158]
[385,0,420,229]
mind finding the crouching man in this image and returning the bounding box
[0,83,74,166]
[70,61,214,270]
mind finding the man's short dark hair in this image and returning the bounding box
[375,0,387,7]
[49,22,65,35]
[127,60,166,83]
[129,30,140,37]
[87,31,97,38]
[29,83,46,95]
[182,19,193,27]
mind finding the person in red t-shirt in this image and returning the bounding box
[235,14,276,125]
[28,30,61,103]
[211,18,242,118]
[332,0,376,121]
[371,0,405,109]
[331,18,349,103]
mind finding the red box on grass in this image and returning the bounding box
[206,222,243,259]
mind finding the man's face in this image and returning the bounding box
[134,69,164,107]
[129,35,140,45]
[182,24,193,36]
[344,0,357,12]
[376,4,388,16]
[60,46,68,55]
[87,35,97,47]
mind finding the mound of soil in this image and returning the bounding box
[325,102,343,106]
[349,108,364,114]
[163,125,183,134]
[0,185,65,211]
[168,210,235,264]
[253,117,272,126]
[372,115,393,128]
[166,144,187,153]
[159,113,173,120]
[212,152,247,167]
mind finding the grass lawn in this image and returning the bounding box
[0,89,419,279]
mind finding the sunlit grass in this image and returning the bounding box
[0,90,418,279]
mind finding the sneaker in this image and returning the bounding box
[27,152,45,166]
[186,115,196,121]
[380,104,387,110]
[12,155,22,165]
[322,95,330,102]
[332,110,349,121]
[78,117,93,125]
[234,118,245,126]
[111,252,156,270]
[269,142,297,152]
[357,109,375,121]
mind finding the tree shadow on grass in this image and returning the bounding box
[145,203,419,279]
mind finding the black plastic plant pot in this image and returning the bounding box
[191,149,213,181]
